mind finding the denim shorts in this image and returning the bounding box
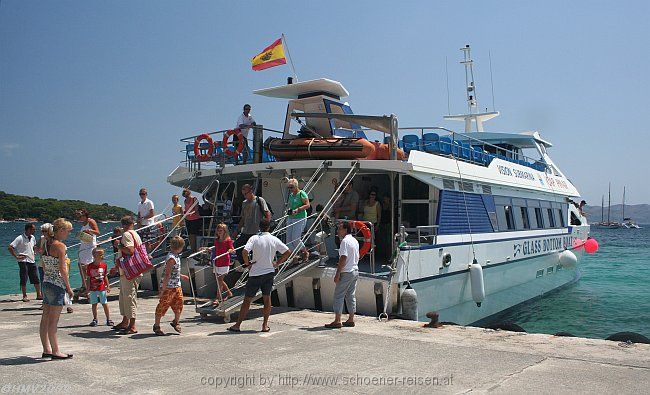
[89,290,108,305]
[42,282,66,306]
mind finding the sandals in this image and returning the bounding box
[261,327,270,333]
[106,320,115,327]
[324,322,342,329]
[343,321,355,327]
[119,328,138,335]
[41,352,52,359]
[22,296,30,302]
[51,354,73,360]
[170,320,182,333]
[89,319,98,327]
[227,326,240,332]
[153,324,165,336]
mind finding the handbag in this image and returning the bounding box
[119,230,153,280]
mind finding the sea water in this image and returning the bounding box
[1,222,648,339]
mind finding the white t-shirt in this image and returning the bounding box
[244,232,288,277]
[338,233,359,273]
[10,234,36,263]
[236,114,256,139]
[137,198,155,226]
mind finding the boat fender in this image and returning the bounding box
[469,260,485,307]
[558,249,578,269]
[400,285,418,321]
[584,238,599,254]
[605,332,650,344]
[223,128,245,158]
[352,221,372,259]
[194,134,214,162]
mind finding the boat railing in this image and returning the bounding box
[391,126,547,173]
[179,125,284,170]
[415,225,438,248]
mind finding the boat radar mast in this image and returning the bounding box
[444,45,499,132]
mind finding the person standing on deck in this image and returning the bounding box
[286,178,310,263]
[333,182,359,220]
[236,104,256,164]
[228,219,291,333]
[170,194,184,237]
[136,188,155,247]
[8,223,42,302]
[183,189,202,252]
[325,221,359,329]
[76,209,100,296]
[233,184,271,265]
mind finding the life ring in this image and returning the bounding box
[223,128,245,158]
[351,221,372,259]
[194,134,214,161]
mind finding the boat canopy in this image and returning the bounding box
[254,78,364,138]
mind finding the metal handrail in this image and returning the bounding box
[416,225,439,248]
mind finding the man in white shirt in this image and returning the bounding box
[325,221,359,329]
[8,223,42,301]
[236,104,256,163]
[137,188,155,227]
[228,219,291,333]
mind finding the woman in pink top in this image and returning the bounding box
[211,223,234,305]
[182,189,202,252]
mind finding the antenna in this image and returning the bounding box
[445,56,451,115]
[489,50,496,112]
[460,45,477,113]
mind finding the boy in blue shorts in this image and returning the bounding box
[86,247,113,326]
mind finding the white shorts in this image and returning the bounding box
[214,266,229,276]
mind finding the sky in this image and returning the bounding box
[1,0,649,214]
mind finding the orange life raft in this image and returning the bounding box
[266,137,376,160]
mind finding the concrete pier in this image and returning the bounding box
[0,292,648,394]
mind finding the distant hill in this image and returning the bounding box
[0,191,133,223]
[583,204,650,224]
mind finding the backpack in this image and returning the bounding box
[256,196,277,231]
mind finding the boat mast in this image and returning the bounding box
[601,195,604,223]
[607,182,611,224]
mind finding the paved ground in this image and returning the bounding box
[0,292,648,394]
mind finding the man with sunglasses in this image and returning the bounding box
[236,104,256,164]
[233,184,271,266]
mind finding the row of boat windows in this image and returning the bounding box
[502,205,565,231]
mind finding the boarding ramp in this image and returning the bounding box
[194,161,360,321]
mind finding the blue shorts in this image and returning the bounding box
[89,290,108,305]
[42,282,66,306]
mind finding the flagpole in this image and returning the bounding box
[281,33,298,81]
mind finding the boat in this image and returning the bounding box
[621,186,642,228]
[161,45,590,325]
[592,183,621,228]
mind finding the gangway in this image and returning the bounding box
[195,161,360,321]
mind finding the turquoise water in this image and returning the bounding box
[0,221,120,294]
[1,223,648,339]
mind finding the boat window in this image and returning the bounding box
[402,176,429,200]
[534,207,544,228]
[547,208,556,228]
[401,203,430,229]
[520,207,531,229]
[504,205,515,230]
[557,209,565,227]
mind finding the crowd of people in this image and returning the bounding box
[6,178,365,360]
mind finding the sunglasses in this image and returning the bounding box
[139,193,146,196]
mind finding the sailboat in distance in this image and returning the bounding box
[621,186,642,229]
[593,182,621,228]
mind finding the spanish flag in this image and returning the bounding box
[251,38,286,71]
